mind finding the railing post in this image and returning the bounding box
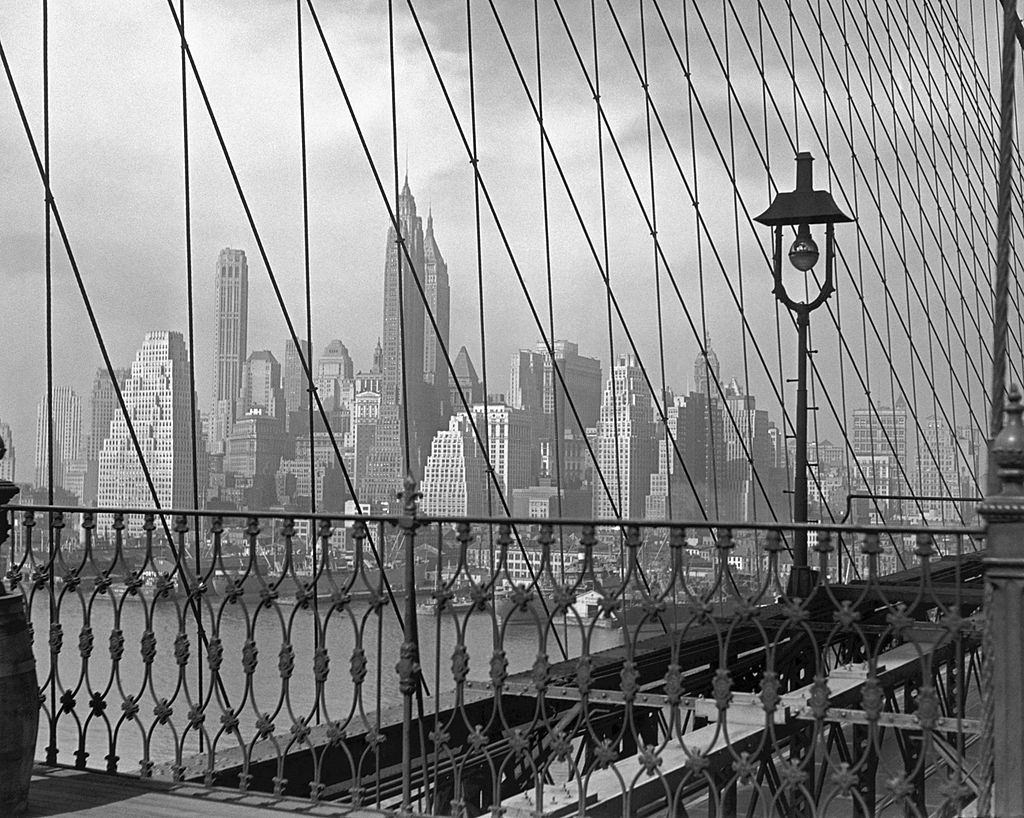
[980,385,1024,817]
[396,476,422,816]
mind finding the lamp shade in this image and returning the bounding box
[754,152,854,226]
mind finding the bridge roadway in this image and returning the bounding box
[155,550,985,815]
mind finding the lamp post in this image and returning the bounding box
[755,152,853,596]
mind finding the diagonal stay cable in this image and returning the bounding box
[160,0,422,678]
[376,0,712,535]
[303,0,577,655]
[0,28,229,679]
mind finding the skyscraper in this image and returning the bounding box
[283,338,311,420]
[239,350,284,419]
[34,385,82,490]
[87,367,130,461]
[211,248,249,453]
[361,177,444,506]
[0,420,15,482]
[451,346,484,410]
[851,400,909,519]
[423,210,450,418]
[693,335,721,396]
[98,332,198,530]
[593,355,657,519]
[421,415,487,517]
[464,402,536,501]
[315,340,355,412]
[525,340,602,434]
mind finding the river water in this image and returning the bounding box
[24,589,622,772]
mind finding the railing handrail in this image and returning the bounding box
[6,502,986,538]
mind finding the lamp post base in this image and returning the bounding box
[786,565,819,599]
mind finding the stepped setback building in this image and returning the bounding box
[360,178,448,506]
[210,248,249,454]
[97,332,200,531]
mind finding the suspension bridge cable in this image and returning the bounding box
[302,0,577,655]
[590,0,626,538]
[639,0,673,522]
[178,0,206,744]
[542,0,795,534]
[609,0,854,546]
[682,0,722,520]
[623,0,857,528]
[779,7,976,528]
[952,0,998,477]
[741,0,983,518]
[878,0,926,524]
[0,30,229,691]
[924,0,967,523]
[725,0,762,534]
[392,0,710,532]
[867,0,1011,393]
[380,0,684,606]
[533,0,566,564]
[465,0,496,549]
[556,1,844,542]
[789,1,989,498]
[161,0,419,668]
[296,0,316,518]
[647,0,895,542]
[865,0,911,524]
[41,0,57,764]
[649,0,934,549]
[830,0,1003,406]
[294,0,323,725]
[759,0,798,532]
[387,0,414,480]
[839,0,1007,483]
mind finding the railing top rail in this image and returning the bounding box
[6,502,986,538]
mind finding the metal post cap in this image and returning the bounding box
[993,385,1024,495]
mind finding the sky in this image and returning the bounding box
[0,0,1001,486]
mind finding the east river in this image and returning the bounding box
[24,589,623,771]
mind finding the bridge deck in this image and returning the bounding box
[25,765,396,817]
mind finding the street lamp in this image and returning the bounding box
[755,152,853,596]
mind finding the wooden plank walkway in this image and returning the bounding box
[25,765,401,816]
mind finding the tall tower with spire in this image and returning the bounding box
[423,207,451,418]
[361,176,439,506]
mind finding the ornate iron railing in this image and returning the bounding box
[0,490,991,817]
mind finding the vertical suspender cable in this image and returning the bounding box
[684,0,721,519]
[178,0,205,747]
[466,0,495,568]
[591,0,626,574]
[388,0,413,482]
[640,0,672,526]
[534,0,566,593]
[42,0,57,766]
[295,0,322,725]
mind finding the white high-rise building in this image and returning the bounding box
[98,332,197,531]
[594,355,657,520]
[421,415,487,517]
[34,385,82,490]
[464,403,536,502]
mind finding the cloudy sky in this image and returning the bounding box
[0,0,1000,486]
